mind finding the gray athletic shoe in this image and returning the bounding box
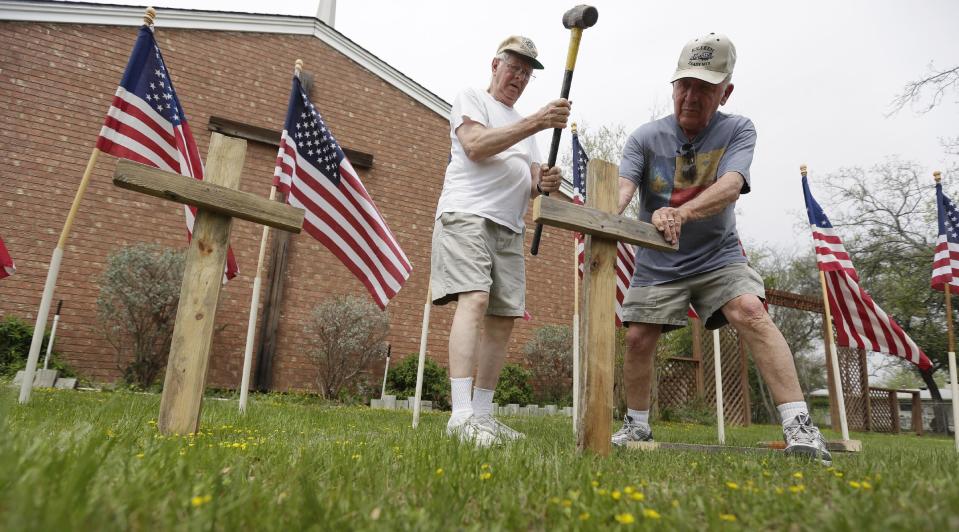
[611,415,654,447]
[446,416,499,447]
[783,413,833,466]
[473,414,525,442]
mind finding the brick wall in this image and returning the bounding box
[0,21,577,391]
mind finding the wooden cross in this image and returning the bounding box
[112,132,304,435]
[533,159,676,455]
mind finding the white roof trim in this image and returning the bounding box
[0,0,452,118]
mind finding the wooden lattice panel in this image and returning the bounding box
[702,326,750,426]
[838,347,869,431]
[656,357,700,411]
[867,388,897,433]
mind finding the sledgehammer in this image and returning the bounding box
[530,4,598,256]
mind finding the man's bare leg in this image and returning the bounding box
[474,315,515,390]
[721,295,803,404]
[448,291,489,379]
[623,322,663,411]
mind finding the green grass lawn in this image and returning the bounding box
[2,387,957,531]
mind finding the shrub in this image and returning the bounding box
[0,315,74,378]
[305,295,389,400]
[524,324,573,405]
[385,354,450,410]
[657,396,716,425]
[96,243,184,388]
[493,363,533,406]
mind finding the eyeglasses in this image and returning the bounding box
[679,142,696,182]
[501,61,535,81]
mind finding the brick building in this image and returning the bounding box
[0,1,576,391]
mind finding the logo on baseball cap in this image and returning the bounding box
[496,35,544,70]
[670,33,736,85]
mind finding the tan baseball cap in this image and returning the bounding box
[496,35,544,70]
[670,33,736,84]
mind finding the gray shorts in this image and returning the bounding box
[430,212,525,317]
[622,262,765,332]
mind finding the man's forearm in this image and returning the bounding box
[678,171,743,221]
[460,117,542,161]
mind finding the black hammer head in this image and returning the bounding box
[562,5,598,29]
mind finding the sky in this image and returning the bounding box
[67,0,959,255]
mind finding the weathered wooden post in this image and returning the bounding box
[111,132,304,435]
[533,158,675,454]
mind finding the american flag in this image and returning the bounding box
[273,75,411,308]
[571,129,634,326]
[0,236,14,279]
[802,174,932,369]
[96,25,239,282]
[931,179,959,294]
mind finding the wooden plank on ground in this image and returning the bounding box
[757,439,863,452]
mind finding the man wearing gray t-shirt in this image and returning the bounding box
[613,33,832,465]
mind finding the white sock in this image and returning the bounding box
[472,387,495,417]
[449,377,473,426]
[627,408,649,424]
[777,401,808,427]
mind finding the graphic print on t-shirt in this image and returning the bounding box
[669,147,725,207]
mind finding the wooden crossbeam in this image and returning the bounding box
[113,159,304,233]
[532,196,676,252]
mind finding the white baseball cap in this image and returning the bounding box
[670,33,736,84]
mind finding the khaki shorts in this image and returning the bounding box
[430,212,525,317]
[622,262,765,332]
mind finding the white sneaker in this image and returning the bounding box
[473,414,525,442]
[611,415,654,447]
[446,416,499,447]
[783,413,833,466]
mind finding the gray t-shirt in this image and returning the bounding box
[619,112,756,286]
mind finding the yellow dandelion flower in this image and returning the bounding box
[849,481,861,489]
[562,499,572,508]
[481,463,490,470]
[190,494,212,507]
[719,514,736,522]
[789,484,806,494]
[435,468,444,476]
[725,482,739,490]
[549,497,561,504]
[834,472,844,478]
[671,499,679,508]
[591,480,600,487]
[762,470,771,478]
[861,481,872,490]
[612,490,622,500]
[597,489,608,496]
[480,472,492,480]
[774,487,784,495]
[135,453,145,459]
[614,512,635,524]
[624,486,635,494]
[630,492,645,501]
[792,472,803,479]
[642,509,661,520]
[579,512,590,521]
[351,454,361,460]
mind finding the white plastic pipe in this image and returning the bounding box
[43,301,63,370]
[828,340,850,441]
[713,328,726,445]
[412,287,432,428]
[949,351,959,452]
[20,247,63,403]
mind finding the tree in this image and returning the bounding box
[97,243,184,388]
[305,295,389,400]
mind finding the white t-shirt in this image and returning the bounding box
[435,87,543,233]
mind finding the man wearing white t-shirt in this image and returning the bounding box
[431,35,569,446]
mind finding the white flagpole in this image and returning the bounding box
[20,148,101,404]
[42,300,63,370]
[239,185,277,413]
[380,344,392,399]
[713,328,726,445]
[934,171,959,452]
[412,284,432,428]
[803,165,850,441]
